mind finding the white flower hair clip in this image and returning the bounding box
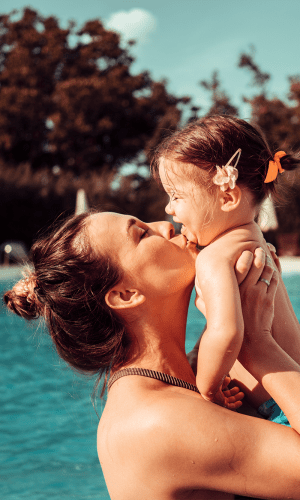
[212,148,241,192]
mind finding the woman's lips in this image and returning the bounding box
[170,234,187,249]
[170,233,198,251]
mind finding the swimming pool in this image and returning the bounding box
[1,268,300,499]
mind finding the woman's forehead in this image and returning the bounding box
[89,212,130,223]
[87,212,138,238]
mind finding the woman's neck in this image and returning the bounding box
[121,286,196,384]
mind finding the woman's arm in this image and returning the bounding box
[238,253,300,429]
[139,250,300,498]
[231,244,300,409]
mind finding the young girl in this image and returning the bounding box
[152,115,300,406]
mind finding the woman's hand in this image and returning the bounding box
[266,242,282,274]
[238,247,279,365]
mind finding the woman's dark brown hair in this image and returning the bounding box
[152,115,300,204]
[4,212,129,393]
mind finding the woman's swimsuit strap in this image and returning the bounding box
[107,367,200,393]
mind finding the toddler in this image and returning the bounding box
[152,115,300,404]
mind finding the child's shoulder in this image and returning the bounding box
[219,221,263,247]
[198,222,264,265]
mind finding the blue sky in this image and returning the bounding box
[3,0,300,119]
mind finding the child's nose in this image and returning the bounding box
[165,200,174,215]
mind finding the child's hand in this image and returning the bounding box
[206,376,244,411]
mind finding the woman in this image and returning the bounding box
[4,211,300,499]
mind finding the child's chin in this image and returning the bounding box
[181,227,198,245]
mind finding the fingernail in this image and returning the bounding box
[267,243,277,253]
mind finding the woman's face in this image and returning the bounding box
[88,212,198,297]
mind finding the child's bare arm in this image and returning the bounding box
[195,250,244,401]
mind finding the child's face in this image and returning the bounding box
[159,159,224,246]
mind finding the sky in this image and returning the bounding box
[2,0,300,119]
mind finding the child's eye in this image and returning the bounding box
[170,193,178,202]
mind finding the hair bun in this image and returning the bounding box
[4,272,43,320]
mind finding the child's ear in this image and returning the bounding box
[220,185,242,212]
[105,286,146,310]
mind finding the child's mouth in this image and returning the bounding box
[181,225,197,244]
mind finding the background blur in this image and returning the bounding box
[2,2,300,499]
[1,0,300,259]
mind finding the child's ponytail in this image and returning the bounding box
[276,153,300,174]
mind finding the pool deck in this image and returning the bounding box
[280,257,300,274]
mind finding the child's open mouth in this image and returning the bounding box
[181,225,197,244]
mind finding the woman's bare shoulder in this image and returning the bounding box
[98,390,239,499]
[98,387,300,498]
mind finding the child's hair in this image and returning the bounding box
[151,115,300,204]
[3,212,130,392]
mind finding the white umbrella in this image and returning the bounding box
[258,194,278,232]
[75,189,89,215]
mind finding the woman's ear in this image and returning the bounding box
[105,286,146,310]
[220,185,242,212]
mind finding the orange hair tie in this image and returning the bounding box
[264,151,286,183]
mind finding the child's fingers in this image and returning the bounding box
[222,386,239,397]
[226,391,244,403]
[221,375,231,390]
[226,400,243,410]
[224,391,244,410]
[223,388,244,401]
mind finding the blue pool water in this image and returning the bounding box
[1,269,300,499]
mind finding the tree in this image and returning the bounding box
[200,71,238,117]
[0,8,190,245]
[237,50,300,247]
[0,9,189,174]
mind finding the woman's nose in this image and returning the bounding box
[148,221,175,240]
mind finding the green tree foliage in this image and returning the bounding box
[0,8,189,245]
